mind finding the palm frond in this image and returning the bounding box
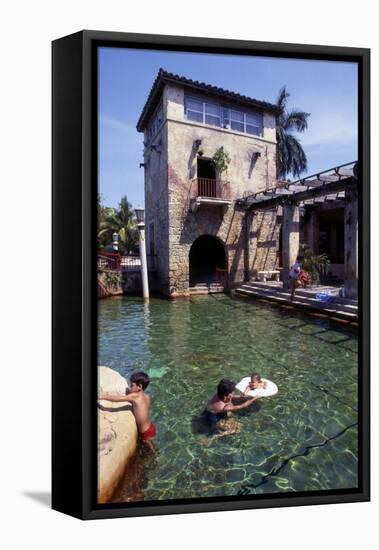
[276,86,289,112]
[275,86,310,179]
[283,110,310,132]
[287,134,308,177]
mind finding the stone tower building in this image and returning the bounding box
[137,69,281,297]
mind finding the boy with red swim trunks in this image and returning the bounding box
[99,371,156,451]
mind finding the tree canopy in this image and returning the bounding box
[98,195,139,255]
[276,86,310,180]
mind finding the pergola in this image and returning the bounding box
[238,161,358,299]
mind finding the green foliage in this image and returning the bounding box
[299,243,330,285]
[103,271,122,290]
[211,146,231,175]
[98,195,139,254]
[276,86,310,179]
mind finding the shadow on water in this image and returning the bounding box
[191,412,213,436]
[111,444,159,503]
[236,400,262,417]
[191,401,261,438]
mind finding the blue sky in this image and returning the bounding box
[99,47,358,209]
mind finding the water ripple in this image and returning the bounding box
[99,295,358,502]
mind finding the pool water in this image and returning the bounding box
[98,294,358,502]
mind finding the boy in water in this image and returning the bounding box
[242,373,267,395]
[99,371,156,451]
[289,255,304,299]
[201,379,261,444]
[204,379,261,435]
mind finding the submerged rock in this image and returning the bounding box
[97,366,138,503]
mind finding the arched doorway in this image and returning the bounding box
[189,235,226,287]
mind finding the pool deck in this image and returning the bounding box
[234,281,358,323]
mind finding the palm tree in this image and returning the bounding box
[97,193,114,249]
[98,195,139,255]
[299,244,330,285]
[276,86,310,179]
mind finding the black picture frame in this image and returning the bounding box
[52,30,370,520]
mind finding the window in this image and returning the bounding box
[184,95,263,136]
[185,97,221,127]
[230,110,244,132]
[146,104,163,143]
[222,108,230,128]
[246,112,263,136]
[186,97,203,123]
[204,102,221,127]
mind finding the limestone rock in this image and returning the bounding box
[97,367,138,503]
[98,365,128,395]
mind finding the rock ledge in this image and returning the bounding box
[97,366,138,503]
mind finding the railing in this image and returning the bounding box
[98,252,157,272]
[97,251,121,271]
[121,254,141,270]
[197,177,218,198]
[122,254,157,271]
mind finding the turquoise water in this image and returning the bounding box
[98,294,358,502]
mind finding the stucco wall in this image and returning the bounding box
[143,120,170,294]
[143,82,279,296]
[246,208,281,279]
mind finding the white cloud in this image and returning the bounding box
[100,115,133,132]
[99,115,143,148]
[300,109,358,148]
[99,115,143,161]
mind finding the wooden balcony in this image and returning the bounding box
[190,177,232,213]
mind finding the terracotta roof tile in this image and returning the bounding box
[136,68,280,131]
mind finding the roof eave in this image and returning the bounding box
[136,70,280,132]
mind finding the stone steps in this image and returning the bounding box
[235,282,358,322]
[238,283,357,313]
[241,281,357,304]
[190,284,225,295]
[244,283,358,312]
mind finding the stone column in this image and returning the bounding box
[245,211,258,281]
[330,223,337,258]
[307,208,319,254]
[344,188,358,299]
[282,203,300,288]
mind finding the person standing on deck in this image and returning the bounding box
[289,255,303,299]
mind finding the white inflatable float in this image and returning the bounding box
[236,377,278,397]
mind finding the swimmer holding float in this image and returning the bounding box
[205,373,278,424]
[203,373,278,443]
[202,379,261,444]
[205,378,261,424]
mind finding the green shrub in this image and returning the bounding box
[211,146,231,175]
[299,243,330,285]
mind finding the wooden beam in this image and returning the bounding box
[246,177,356,211]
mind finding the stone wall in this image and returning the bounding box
[246,208,281,280]
[98,270,158,297]
[98,270,123,298]
[143,82,279,296]
[143,119,170,295]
